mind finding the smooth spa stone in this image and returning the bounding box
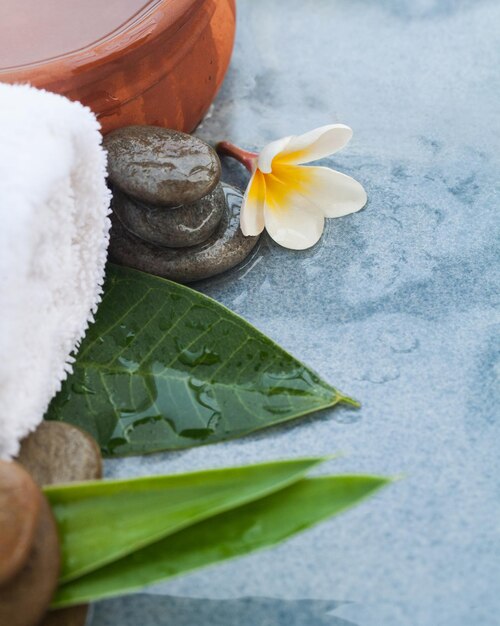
[0,460,42,586]
[109,183,260,283]
[111,183,226,248]
[16,423,101,626]
[0,492,60,626]
[17,421,102,487]
[104,126,221,207]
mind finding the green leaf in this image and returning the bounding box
[45,265,357,456]
[52,475,389,607]
[44,458,323,584]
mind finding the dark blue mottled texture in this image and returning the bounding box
[93,1,500,624]
[91,595,355,626]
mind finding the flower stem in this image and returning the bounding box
[216,141,257,173]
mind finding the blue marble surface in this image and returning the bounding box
[91,1,500,625]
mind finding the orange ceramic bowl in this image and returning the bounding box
[0,0,235,134]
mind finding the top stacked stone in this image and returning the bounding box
[104,126,221,207]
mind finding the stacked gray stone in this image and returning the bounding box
[104,126,259,283]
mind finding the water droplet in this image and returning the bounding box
[379,329,419,354]
[158,319,172,332]
[185,376,222,436]
[71,382,95,395]
[257,368,319,397]
[105,437,129,454]
[117,356,140,373]
[358,362,400,384]
[185,319,210,331]
[207,412,221,431]
[124,415,161,436]
[263,404,292,416]
[179,346,220,366]
[125,331,135,346]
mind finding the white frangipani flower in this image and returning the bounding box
[217,125,367,250]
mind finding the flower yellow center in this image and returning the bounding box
[255,163,314,213]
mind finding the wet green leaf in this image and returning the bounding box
[52,474,389,607]
[45,265,357,456]
[44,458,322,584]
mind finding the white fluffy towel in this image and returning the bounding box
[0,83,111,459]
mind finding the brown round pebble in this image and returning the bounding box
[0,460,42,586]
[0,493,60,626]
[16,422,102,625]
[104,125,221,206]
[17,421,102,486]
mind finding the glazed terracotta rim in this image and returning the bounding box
[0,0,201,80]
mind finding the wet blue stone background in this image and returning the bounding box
[93,1,500,624]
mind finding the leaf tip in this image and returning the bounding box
[389,473,406,483]
[322,452,345,462]
[336,392,361,409]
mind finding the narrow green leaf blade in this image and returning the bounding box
[45,458,323,584]
[52,475,389,608]
[45,265,357,456]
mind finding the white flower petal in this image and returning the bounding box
[257,136,291,173]
[276,124,353,165]
[240,170,266,236]
[273,164,367,217]
[263,183,324,250]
